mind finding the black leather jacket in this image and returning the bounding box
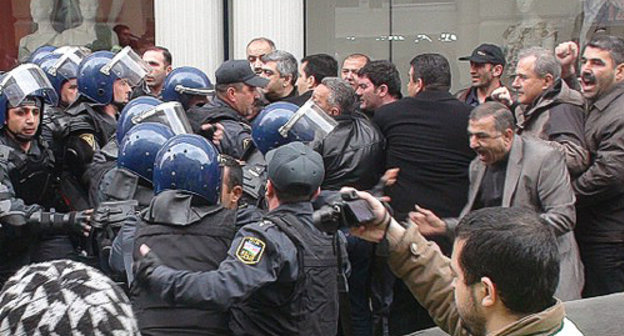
[315,112,385,190]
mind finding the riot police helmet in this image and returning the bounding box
[27,45,56,64]
[117,99,192,144]
[117,96,162,144]
[161,66,214,110]
[35,47,89,102]
[153,134,221,204]
[251,100,338,155]
[77,46,149,105]
[0,64,58,125]
[118,122,175,183]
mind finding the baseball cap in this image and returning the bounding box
[459,44,506,66]
[215,59,269,87]
[266,141,324,195]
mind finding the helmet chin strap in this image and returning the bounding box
[5,127,34,144]
[112,100,127,113]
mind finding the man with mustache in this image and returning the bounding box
[491,46,589,178]
[557,35,624,297]
[411,102,582,301]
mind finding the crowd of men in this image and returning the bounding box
[0,32,623,336]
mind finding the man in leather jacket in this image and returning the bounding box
[188,60,268,160]
[312,77,385,191]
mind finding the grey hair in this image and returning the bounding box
[469,101,515,132]
[320,77,356,114]
[261,50,298,85]
[517,47,561,80]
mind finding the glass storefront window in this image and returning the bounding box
[306,0,624,94]
[1,0,154,71]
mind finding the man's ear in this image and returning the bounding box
[542,73,555,90]
[231,185,243,203]
[308,75,318,89]
[283,74,293,87]
[376,84,389,97]
[329,106,341,117]
[266,179,275,199]
[480,276,497,307]
[165,65,173,75]
[226,86,238,101]
[311,187,321,200]
[492,64,504,77]
[615,63,624,82]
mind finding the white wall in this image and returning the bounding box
[232,0,304,62]
[154,0,224,82]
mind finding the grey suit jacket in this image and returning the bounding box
[447,135,584,300]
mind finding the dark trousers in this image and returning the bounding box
[579,241,624,297]
[345,234,373,336]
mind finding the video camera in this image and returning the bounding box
[313,190,376,233]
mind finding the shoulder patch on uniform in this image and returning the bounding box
[235,236,266,265]
[243,138,252,150]
[79,133,96,149]
[0,145,11,162]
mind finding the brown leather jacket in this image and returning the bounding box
[388,224,580,336]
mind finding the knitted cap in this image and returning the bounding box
[0,260,140,335]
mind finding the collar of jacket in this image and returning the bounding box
[144,189,223,226]
[520,79,584,124]
[412,90,454,102]
[591,81,624,112]
[489,299,566,336]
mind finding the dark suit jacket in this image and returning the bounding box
[373,90,475,220]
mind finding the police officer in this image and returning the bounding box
[0,64,90,285]
[134,141,344,335]
[62,46,148,202]
[239,101,336,222]
[161,66,214,128]
[130,134,238,335]
[35,47,89,167]
[190,60,268,159]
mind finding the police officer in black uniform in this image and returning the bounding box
[0,64,90,285]
[62,47,148,209]
[189,60,268,160]
[130,134,238,335]
[34,47,88,167]
[134,141,345,335]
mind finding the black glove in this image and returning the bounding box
[64,210,91,235]
[29,209,89,234]
[131,249,164,295]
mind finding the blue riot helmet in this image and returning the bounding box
[77,46,149,104]
[0,64,58,125]
[36,47,89,105]
[118,122,175,183]
[117,96,162,144]
[27,45,56,64]
[251,101,338,155]
[117,100,192,144]
[161,66,214,110]
[153,134,221,204]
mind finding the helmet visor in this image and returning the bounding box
[49,47,89,79]
[131,101,193,135]
[101,46,149,86]
[175,84,215,98]
[0,64,58,107]
[279,99,337,142]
